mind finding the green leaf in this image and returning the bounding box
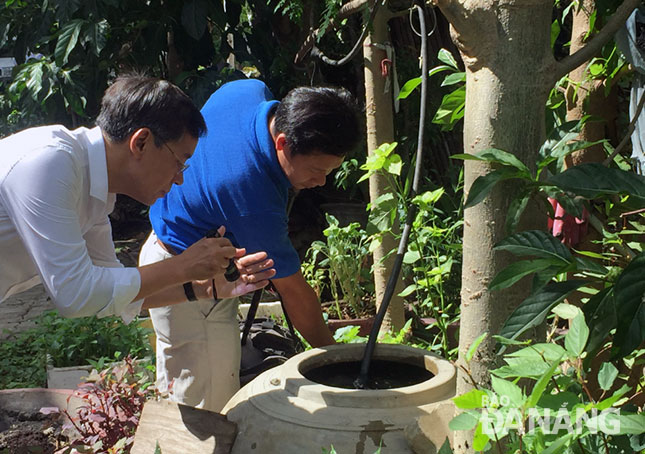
[398,77,421,99]
[573,256,608,275]
[441,72,466,86]
[550,19,561,49]
[540,433,573,454]
[489,259,559,291]
[552,303,582,320]
[564,314,589,357]
[612,252,645,357]
[453,389,488,409]
[491,376,524,407]
[495,230,573,263]
[55,19,84,66]
[432,86,465,130]
[428,65,453,77]
[83,19,109,57]
[596,384,631,410]
[505,190,531,234]
[499,281,587,345]
[466,332,487,362]
[597,362,619,391]
[437,48,460,70]
[472,422,490,451]
[583,287,616,355]
[437,437,453,454]
[449,411,480,430]
[586,413,645,435]
[464,168,519,208]
[182,0,208,40]
[538,119,584,162]
[549,163,645,206]
[398,284,417,297]
[526,357,561,409]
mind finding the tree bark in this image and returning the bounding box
[363,3,405,332]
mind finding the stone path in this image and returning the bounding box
[0,285,54,340]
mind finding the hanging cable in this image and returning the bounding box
[354,0,431,389]
[310,0,383,66]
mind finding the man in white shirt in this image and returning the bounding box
[0,74,275,322]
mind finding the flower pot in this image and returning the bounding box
[223,343,456,453]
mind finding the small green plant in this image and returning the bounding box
[448,316,645,453]
[34,310,153,368]
[305,214,372,319]
[0,310,153,388]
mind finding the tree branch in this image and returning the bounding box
[294,0,369,64]
[554,0,641,80]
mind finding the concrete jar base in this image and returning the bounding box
[223,343,456,454]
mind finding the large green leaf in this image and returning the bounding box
[464,168,520,208]
[398,77,421,99]
[612,252,645,357]
[583,288,616,356]
[549,163,645,205]
[495,230,573,263]
[182,0,208,40]
[454,148,530,175]
[538,119,584,161]
[564,314,589,357]
[489,259,560,291]
[505,189,532,234]
[82,19,109,57]
[55,19,83,66]
[499,280,587,344]
[433,86,465,130]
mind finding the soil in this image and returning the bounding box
[0,408,69,454]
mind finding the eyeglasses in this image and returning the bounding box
[162,141,190,175]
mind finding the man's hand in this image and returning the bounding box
[210,250,276,299]
[177,231,237,281]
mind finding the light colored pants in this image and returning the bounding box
[139,231,241,412]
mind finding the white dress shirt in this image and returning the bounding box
[0,125,143,322]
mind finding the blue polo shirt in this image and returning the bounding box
[149,79,300,278]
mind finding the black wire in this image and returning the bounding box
[354,1,430,390]
[310,0,382,66]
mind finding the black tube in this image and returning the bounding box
[354,1,430,389]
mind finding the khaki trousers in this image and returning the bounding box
[139,231,241,412]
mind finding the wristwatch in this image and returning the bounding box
[183,282,198,301]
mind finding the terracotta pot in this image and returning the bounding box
[327,316,375,337]
[223,343,456,453]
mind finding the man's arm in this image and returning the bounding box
[272,271,335,347]
[141,249,275,309]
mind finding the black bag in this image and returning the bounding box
[239,290,301,387]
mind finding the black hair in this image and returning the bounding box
[96,73,207,146]
[273,86,361,157]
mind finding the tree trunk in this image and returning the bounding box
[565,0,616,166]
[362,4,405,332]
[434,0,640,452]
[436,1,555,451]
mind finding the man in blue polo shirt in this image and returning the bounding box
[139,78,361,411]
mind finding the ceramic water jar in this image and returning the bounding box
[223,343,456,454]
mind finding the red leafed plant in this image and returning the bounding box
[59,355,156,453]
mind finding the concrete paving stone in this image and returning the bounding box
[0,285,54,340]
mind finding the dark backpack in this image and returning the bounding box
[239,290,302,387]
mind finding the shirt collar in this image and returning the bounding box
[86,127,109,203]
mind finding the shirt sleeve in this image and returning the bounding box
[0,147,142,321]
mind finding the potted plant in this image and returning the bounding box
[303,214,375,335]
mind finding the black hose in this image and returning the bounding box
[354,1,430,389]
